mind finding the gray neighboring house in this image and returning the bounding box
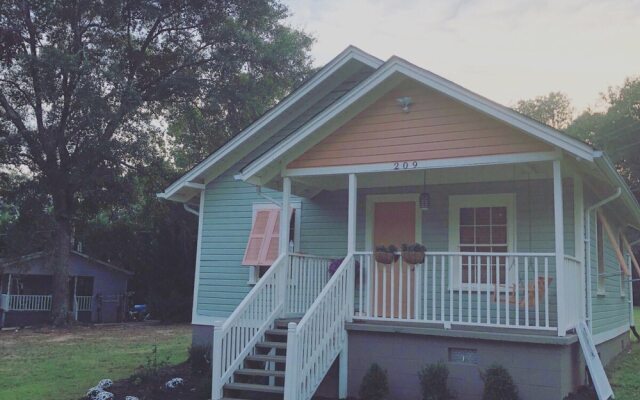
[0,251,132,327]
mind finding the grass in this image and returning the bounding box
[0,323,191,400]
[608,307,640,400]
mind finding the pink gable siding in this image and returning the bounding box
[288,81,552,169]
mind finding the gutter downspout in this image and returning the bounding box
[255,185,282,207]
[183,203,200,217]
[584,187,622,334]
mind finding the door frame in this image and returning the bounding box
[364,193,422,251]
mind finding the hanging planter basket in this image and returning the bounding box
[402,251,425,265]
[374,251,395,265]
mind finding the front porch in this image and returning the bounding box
[0,274,94,326]
[280,155,585,337]
[211,155,588,400]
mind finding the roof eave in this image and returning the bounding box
[593,153,640,229]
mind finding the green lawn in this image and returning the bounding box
[0,323,191,400]
[608,307,640,400]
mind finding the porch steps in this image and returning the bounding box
[222,319,298,400]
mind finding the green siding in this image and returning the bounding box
[585,188,631,337]
[195,68,370,318]
[197,173,577,323]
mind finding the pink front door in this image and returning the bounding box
[373,201,416,319]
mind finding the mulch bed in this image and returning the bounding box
[82,362,209,400]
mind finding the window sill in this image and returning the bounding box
[596,291,606,297]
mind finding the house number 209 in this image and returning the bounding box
[393,161,418,170]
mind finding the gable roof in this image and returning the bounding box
[0,251,133,276]
[237,56,596,183]
[158,46,383,202]
[160,46,640,229]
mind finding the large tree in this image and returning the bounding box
[514,91,574,130]
[567,77,640,192]
[0,0,312,325]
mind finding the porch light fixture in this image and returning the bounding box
[419,170,430,210]
[396,96,413,113]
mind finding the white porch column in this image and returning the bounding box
[280,177,292,255]
[347,174,357,254]
[339,173,357,400]
[573,174,586,321]
[553,160,566,336]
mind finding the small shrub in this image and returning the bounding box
[481,364,519,400]
[418,362,454,400]
[563,386,597,400]
[128,345,170,385]
[359,363,389,400]
[189,345,211,375]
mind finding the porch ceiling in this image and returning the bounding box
[287,162,553,194]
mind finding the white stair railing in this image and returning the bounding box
[286,253,334,316]
[284,254,354,400]
[211,254,288,400]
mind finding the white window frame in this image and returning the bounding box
[448,193,516,291]
[247,201,301,285]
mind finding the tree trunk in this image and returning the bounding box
[50,197,72,326]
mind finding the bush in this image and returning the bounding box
[563,386,597,400]
[418,362,454,400]
[128,345,170,385]
[359,363,389,400]
[481,364,519,400]
[189,345,211,375]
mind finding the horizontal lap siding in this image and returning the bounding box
[289,81,552,169]
[346,178,570,326]
[195,69,372,318]
[586,189,630,336]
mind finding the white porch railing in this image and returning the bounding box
[354,251,558,330]
[284,254,354,400]
[285,253,334,315]
[211,254,288,400]
[7,295,52,311]
[74,295,93,312]
[0,294,8,310]
[563,255,585,330]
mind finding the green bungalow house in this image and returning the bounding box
[159,47,640,400]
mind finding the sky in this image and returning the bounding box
[283,0,640,113]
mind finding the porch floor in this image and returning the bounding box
[346,319,578,345]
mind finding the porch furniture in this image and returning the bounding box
[491,277,554,309]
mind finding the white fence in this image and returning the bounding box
[7,295,52,311]
[354,251,558,330]
[284,254,354,400]
[74,296,93,312]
